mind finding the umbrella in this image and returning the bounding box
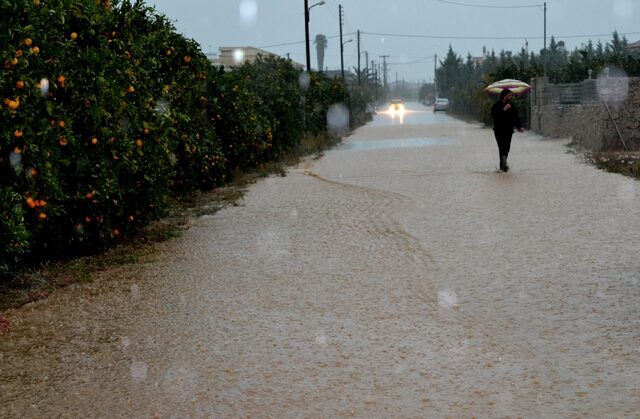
[484,79,530,95]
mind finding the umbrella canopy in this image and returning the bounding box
[485,79,530,95]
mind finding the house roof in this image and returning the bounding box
[624,40,640,50]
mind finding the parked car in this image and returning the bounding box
[434,98,449,112]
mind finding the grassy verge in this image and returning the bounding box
[584,151,640,179]
[0,132,342,311]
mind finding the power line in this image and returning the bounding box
[361,30,640,41]
[436,0,542,8]
[258,33,356,49]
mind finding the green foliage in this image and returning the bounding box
[435,32,640,124]
[0,0,366,274]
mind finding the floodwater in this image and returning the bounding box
[1,102,640,417]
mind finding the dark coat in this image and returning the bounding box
[491,99,523,133]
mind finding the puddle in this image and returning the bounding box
[338,138,450,151]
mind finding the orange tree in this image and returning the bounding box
[0,0,220,269]
[303,72,349,135]
[1,0,361,274]
[235,56,303,157]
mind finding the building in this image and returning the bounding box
[209,46,304,70]
[624,40,640,55]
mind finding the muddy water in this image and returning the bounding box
[1,103,639,417]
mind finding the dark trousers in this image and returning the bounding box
[493,129,513,158]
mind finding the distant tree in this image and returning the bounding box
[314,34,327,72]
[435,45,463,98]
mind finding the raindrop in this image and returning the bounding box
[9,151,22,173]
[597,67,629,103]
[298,72,311,91]
[40,78,49,96]
[326,103,350,135]
[130,360,148,383]
[315,331,327,345]
[239,0,258,27]
[154,98,169,116]
[232,48,245,65]
[437,289,458,309]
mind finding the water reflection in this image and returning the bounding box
[338,137,449,151]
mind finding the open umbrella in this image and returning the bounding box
[485,79,530,95]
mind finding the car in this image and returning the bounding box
[388,99,405,112]
[434,98,449,112]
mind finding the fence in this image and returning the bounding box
[530,77,640,150]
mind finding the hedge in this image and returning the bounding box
[1,0,354,273]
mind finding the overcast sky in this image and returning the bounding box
[146,0,639,82]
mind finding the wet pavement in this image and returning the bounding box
[1,102,639,417]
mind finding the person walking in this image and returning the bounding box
[491,88,524,172]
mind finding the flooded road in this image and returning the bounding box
[2,102,640,417]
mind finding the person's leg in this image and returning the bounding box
[501,132,513,171]
[494,131,510,171]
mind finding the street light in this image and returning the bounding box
[304,0,325,72]
[340,39,352,79]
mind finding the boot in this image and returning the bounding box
[499,156,508,172]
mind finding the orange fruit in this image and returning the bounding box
[183,55,191,63]
[30,168,38,177]
[91,137,98,145]
[128,215,135,221]
[127,85,135,93]
[3,98,10,105]
[36,200,46,207]
[26,197,36,208]
[38,212,47,220]
[14,130,23,138]
[11,58,18,66]
[15,80,24,89]
[56,75,65,85]
[23,38,32,46]
[113,228,120,236]
[8,100,19,110]
[70,32,78,40]
[143,127,150,135]
[31,46,40,55]
[59,137,68,146]
[13,147,21,154]
[58,120,65,128]
[135,139,143,147]
[15,49,23,58]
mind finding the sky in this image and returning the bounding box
[145,0,640,83]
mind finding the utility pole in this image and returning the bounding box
[304,0,311,72]
[543,2,547,51]
[371,60,377,101]
[543,2,547,76]
[364,51,369,83]
[357,30,361,85]
[379,54,389,95]
[434,53,438,98]
[339,5,345,80]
